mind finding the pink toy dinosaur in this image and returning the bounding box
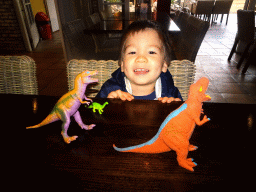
[114,77,211,171]
[27,71,98,144]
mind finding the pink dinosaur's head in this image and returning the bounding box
[188,77,211,102]
[81,70,98,84]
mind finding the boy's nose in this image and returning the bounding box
[135,55,148,63]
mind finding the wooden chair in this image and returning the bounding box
[100,11,109,21]
[242,44,256,74]
[228,9,255,74]
[211,0,233,26]
[86,14,120,54]
[170,14,210,62]
[178,11,191,31]
[191,0,215,22]
[173,10,181,22]
[88,13,101,26]
[0,55,38,95]
[62,19,95,60]
[169,11,190,53]
[99,11,122,39]
[63,19,118,61]
[67,59,196,100]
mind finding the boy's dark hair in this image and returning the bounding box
[118,20,172,66]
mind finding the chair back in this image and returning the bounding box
[67,59,196,100]
[237,9,255,43]
[212,0,233,14]
[100,11,108,21]
[174,10,181,21]
[178,12,191,31]
[174,11,184,27]
[0,56,38,95]
[191,0,215,15]
[62,19,95,60]
[179,15,210,62]
[88,12,101,25]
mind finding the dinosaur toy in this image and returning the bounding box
[27,71,98,144]
[86,102,109,114]
[113,77,211,171]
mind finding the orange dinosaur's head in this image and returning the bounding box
[188,77,211,102]
[81,70,98,84]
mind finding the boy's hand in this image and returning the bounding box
[107,90,134,101]
[158,97,181,103]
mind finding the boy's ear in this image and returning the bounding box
[162,61,168,73]
[120,60,124,72]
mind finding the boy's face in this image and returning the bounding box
[121,28,168,90]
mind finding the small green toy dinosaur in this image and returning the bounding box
[87,102,109,114]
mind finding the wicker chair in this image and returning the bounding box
[0,55,38,95]
[67,59,196,100]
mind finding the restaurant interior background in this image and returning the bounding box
[55,0,253,61]
[0,0,252,60]
[3,0,249,61]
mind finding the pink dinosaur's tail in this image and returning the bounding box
[26,111,59,129]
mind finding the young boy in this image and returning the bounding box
[96,20,182,103]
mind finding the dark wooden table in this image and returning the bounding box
[84,18,180,35]
[7,94,254,191]
[84,20,133,34]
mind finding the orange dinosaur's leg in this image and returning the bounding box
[176,150,197,172]
[162,133,197,171]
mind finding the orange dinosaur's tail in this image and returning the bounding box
[113,137,171,153]
[113,103,188,154]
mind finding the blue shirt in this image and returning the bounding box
[133,91,156,100]
[96,68,183,101]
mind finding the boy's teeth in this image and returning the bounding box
[134,69,149,72]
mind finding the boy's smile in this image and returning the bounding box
[134,68,149,75]
[121,28,168,96]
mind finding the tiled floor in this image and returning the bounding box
[7,14,256,103]
[195,14,256,103]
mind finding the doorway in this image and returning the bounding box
[20,0,40,50]
[16,0,60,51]
[44,0,60,32]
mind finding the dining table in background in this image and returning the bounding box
[84,20,133,35]
[84,17,180,35]
[7,93,253,191]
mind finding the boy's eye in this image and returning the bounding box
[149,51,156,54]
[128,51,136,54]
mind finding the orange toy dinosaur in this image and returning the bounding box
[113,77,211,171]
